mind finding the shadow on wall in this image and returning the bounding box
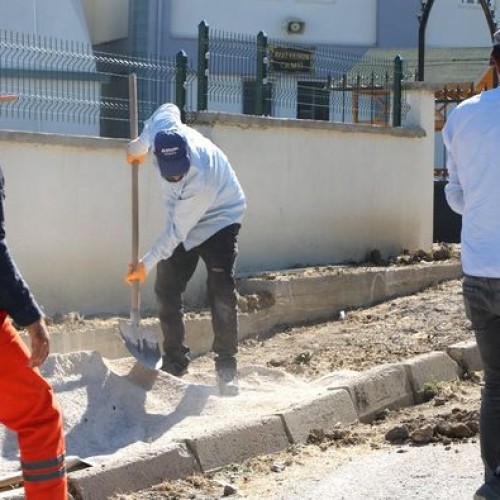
[433,181,461,244]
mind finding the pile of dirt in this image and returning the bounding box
[113,379,482,500]
[189,277,470,380]
[36,245,468,499]
[251,243,460,283]
[306,377,480,450]
[111,260,485,500]
[220,378,481,498]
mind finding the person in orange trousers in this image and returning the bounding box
[0,163,67,499]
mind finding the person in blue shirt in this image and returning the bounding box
[126,103,246,396]
[444,30,500,500]
[0,164,67,498]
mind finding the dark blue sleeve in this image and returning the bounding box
[0,166,42,327]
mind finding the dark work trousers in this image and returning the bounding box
[155,223,240,372]
[463,275,500,481]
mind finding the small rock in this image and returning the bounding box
[433,397,447,406]
[447,423,475,439]
[436,422,451,436]
[326,428,349,441]
[270,461,286,473]
[433,246,451,261]
[246,294,259,311]
[410,425,434,444]
[308,428,325,444]
[268,358,286,367]
[222,484,238,496]
[422,389,437,402]
[374,408,391,421]
[468,421,479,434]
[294,352,312,365]
[385,425,410,443]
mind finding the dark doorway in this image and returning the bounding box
[433,181,461,243]
[243,80,272,116]
[297,81,329,121]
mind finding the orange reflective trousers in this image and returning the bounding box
[0,312,67,499]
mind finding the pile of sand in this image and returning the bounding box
[0,351,353,477]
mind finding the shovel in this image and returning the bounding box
[118,73,162,370]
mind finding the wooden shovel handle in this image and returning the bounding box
[128,74,140,319]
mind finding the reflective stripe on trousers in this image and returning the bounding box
[0,313,67,499]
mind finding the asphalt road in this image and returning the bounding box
[274,442,483,500]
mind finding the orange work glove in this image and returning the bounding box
[127,140,147,165]
[125,262,147,285]
[126,152,147,165]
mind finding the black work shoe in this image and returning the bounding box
[160,356,188,377]
[217,367,239,397]
[474,474,500,500]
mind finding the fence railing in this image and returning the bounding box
[0,30,197,138]
[198,21,409,127]
[0,23,409,138]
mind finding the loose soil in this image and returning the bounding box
[44,244,481,499]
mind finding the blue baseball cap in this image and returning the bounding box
[153,130,190,178]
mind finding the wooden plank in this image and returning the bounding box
[0,456,93,491]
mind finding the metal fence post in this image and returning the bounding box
[393,55,403,127]
[197,20,209,111]
[255,31,268,116]
[176,50,187,123]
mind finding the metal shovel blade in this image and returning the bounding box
[118,319,162,370]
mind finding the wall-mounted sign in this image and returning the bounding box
[269,46,313,73]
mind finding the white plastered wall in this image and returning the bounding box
[0,87,434,316]
[203,118,433,273]
[170,0,377,46]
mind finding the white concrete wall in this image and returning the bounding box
[0,90,433,316]
[1,0,91,43]
[201,115,433,274]
[81,0,129,45]
[170,0,377,46]
[427,0,494,48]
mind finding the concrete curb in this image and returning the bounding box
[68,443,199,500]
[3,261,471,499]
[187,261,463,356]
[41,261,462,360]
[336,364,415,423]
[185,416,290,473]
[402,352,460,404]
[276,389,358,444]
[446,341,482,374]
[58,341,482,499]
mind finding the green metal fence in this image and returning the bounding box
[0,25,408,138]
[0,30,196,138]
[198,21,409,127]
